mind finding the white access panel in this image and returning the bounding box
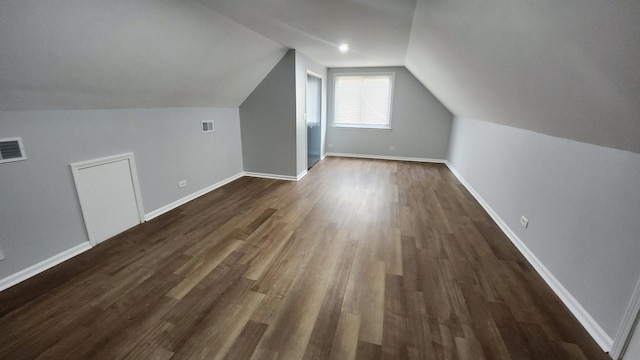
[71,153,144,246]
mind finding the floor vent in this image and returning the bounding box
[0,137,27,164]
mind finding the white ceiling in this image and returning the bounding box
[405,0,640,154]
[0,0,286,110]
[1,0,638,153]
[195,0,417,68]
[199,0,640,153]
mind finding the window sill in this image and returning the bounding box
[332,124,392,130]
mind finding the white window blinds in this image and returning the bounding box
[334,74,393,128]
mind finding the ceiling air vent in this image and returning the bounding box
[0,137,27,164]
[201,120,214,133]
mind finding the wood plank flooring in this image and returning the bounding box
[0,158,611,359]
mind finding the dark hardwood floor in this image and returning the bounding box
[0,157,610,359]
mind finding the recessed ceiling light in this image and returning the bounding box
[339,44,349,53]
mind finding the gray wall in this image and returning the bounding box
[624,324,640,359]
[447,116,640,338]
[295,51,327,175]
[240,50,297,176]
[0,107,243,279]
[326,66,453,159]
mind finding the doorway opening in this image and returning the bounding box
[306,72,322,169]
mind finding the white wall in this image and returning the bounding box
[0,107,243,280]
[326,66,453,160]
[447,116,640,346]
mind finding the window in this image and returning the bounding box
[333,73,394,129]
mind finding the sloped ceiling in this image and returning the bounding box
[405,0,640,153]
[0,0,286,110]
[1,0,638,153]
[194,0,417,67]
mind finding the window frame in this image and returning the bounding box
[332,72,395,130]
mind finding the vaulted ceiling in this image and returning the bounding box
[194,0,417,67]
[1,0,638,153]
[405,0,640,154]
[0,1,286,109]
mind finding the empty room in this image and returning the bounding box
[1,1,639,359]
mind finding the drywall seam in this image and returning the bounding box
[144,171,245,221]
[444,160,614,351]
[0,242,92,292]
[326,152,446,163]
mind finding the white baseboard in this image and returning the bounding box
[326,152,446,164]
[243,171,304,182]
[0,160,615,353]
[145,172,244,221]
[0,172,246,292]
[444,161,613,352]
[611,277,640,359]
[0,242,92,292]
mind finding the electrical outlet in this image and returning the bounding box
[178,180,187,188]
[389,146,396,151]
[520,215,529,228]
[328,143,333,148]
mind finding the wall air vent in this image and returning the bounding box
[0,137,27,164]
[201,121,214,133]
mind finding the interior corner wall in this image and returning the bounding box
[0,107,244,280]
[239,49,297,177]
[294,51,327,176]
[624,325,640,359]
[326,66,453,160]
[447,116,640,341]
